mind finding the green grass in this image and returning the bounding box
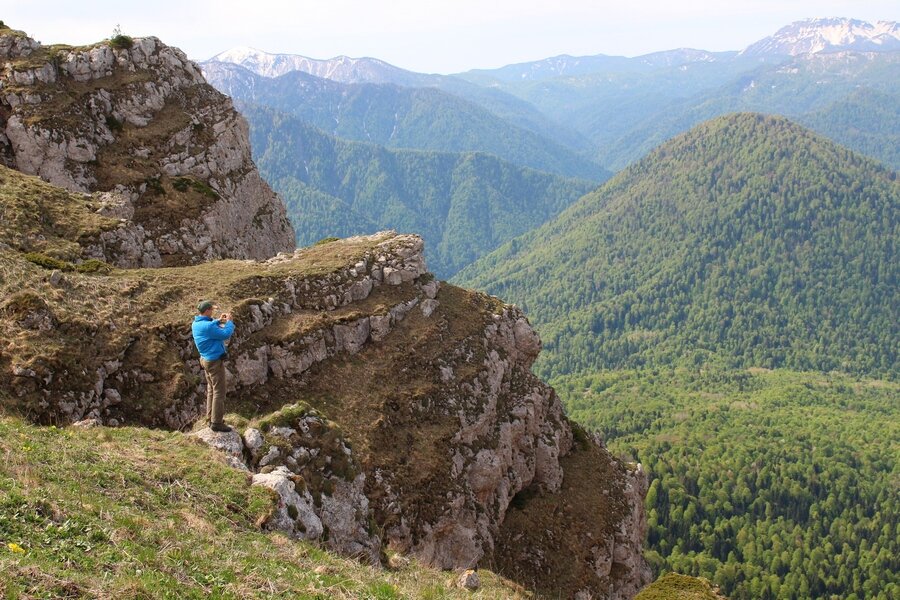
[636,573,724,600]
[0,414,528,599]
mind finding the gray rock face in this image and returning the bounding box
[607,464,653,600]
[251,466,324,539]
[244,411,381,565]
[0,32,40,61]
[242,427,264,459]
[0,30,294,266]
[191,417,381,564]
[381,307,574,570]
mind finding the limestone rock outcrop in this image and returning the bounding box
[0,27,294,266]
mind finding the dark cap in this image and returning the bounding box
[197,300,215,313]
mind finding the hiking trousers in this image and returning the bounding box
[200,357,227,425]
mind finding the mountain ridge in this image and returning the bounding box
[0,24,651,599]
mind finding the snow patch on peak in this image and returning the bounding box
[203,48,435,86]
[741,18,900,57]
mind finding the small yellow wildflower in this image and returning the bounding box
[7,542,25,554]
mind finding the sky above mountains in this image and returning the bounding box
[5,0,899,72]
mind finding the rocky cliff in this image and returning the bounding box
[0,24,650,599]
[0,25,294,266]
[0,224,650,596]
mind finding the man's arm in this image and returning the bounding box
[204,319,235,340]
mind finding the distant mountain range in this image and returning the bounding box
[209,18,900,83]
[204,18,900,174]
[201,17,900,279]
[202,62,604,180]
[209,46,445,85]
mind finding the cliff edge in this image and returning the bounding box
[0,24,650,599]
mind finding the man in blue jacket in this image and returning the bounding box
[192,300,235,432]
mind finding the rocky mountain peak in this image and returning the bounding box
[0,26,295,267]
[205,46,438,86]
[741,17,900,56]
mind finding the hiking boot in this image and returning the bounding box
[210,423,233,433]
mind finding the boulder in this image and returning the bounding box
[191,427,247,471]
[457,569,480,591]
[251,466,323,539]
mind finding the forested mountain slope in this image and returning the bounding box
[797,88,900,171]
[243,105,597,277]
[455,113,899,378]
[201,62,606,180]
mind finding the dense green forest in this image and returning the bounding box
[455,114,899,378]
[243,105,597,277]
[554,368,899,600]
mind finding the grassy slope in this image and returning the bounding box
[0,166,118,261]
[635,573,725,600]
[0,412,528,599]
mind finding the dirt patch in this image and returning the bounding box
[490,442,631,598]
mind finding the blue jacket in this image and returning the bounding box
[192,316,235,361]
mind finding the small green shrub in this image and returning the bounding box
[255,402,313,432]
[75,259,112,274]
[314,237,340,246]
[105,115,123,132]
[108,25,134,50]
[173,177,219,199]
[24,252,72,271]
[571,423,592,451]
[109,34,134,50]
[144,176,164,196]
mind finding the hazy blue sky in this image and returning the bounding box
[4,1,898,72]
